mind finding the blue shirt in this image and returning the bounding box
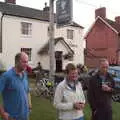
[0,68,29,119]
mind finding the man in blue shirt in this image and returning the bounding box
[0,52,30,120]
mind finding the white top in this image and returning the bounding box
[54,79,85,120]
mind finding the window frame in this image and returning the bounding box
[67,29,74,40]
[21,22,32,36]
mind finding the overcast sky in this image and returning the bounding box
[1,0,120,31]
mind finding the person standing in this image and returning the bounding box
[32,62,42,72]
[0,52,30,120]
[54,63,85,120]
[87,58,115,120]
[32,62,43,84]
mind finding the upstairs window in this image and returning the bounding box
[21,22,32,35]
[67,29,74,40]
[21,48,32,61]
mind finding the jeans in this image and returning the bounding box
[73,116,84,120]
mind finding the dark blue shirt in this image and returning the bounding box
[0,68,29,119]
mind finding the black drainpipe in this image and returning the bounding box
[0,13,5,53]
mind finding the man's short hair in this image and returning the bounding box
[65,63,76,74]
[15,53,21,64]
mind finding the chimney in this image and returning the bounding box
[95,7,106,19]
[5,0,16,4]
[115,16,120,24]
[43,2,49,12]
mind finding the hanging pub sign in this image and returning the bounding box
[56,0,73,27]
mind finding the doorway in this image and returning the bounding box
[55,51,63,72]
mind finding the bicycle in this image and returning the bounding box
[32,70,55,101]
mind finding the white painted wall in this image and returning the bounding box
[0,14,84,70]
[0,15,49,69]
[55,25,84,65]
[55,41,72,70]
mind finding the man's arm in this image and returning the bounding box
[87,77,96,111]
[0,74,10,120]
[102,74,115,93]
[25,73,32,111]
[25,87,32,113]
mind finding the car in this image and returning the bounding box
[108,66,120,102]
[109,66,120,90]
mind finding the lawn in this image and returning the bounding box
[30,95,120,120]
[30,96,57,120]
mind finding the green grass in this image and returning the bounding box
[30,95,120,120]
[84,104,91,120]
[112,102,120,120]
[30,96,57,120]
[0,94,119,120]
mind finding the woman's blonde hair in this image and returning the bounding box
[65,63,76,74]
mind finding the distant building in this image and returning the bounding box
[84,7,120,68]
[0,0,84,71]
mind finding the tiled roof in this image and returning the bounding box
[0,2,49,21]
[71,22,84,28]
[38,37,74,55]
[0,2,84,28]
[105,19,120,33]
[84,16,120,39]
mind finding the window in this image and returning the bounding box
[67,29,74,40]
[21,22,32,35]
[21,48,32,61]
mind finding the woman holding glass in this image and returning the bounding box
[54,63,85,120]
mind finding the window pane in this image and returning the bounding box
[21,22,32,35]
[67,29,74,39]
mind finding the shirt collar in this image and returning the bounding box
[65,78,78,91]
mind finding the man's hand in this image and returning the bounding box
[73,102,85,110]
[102,84,112,92]
[1,112,15,120]
[1,111,9,120]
